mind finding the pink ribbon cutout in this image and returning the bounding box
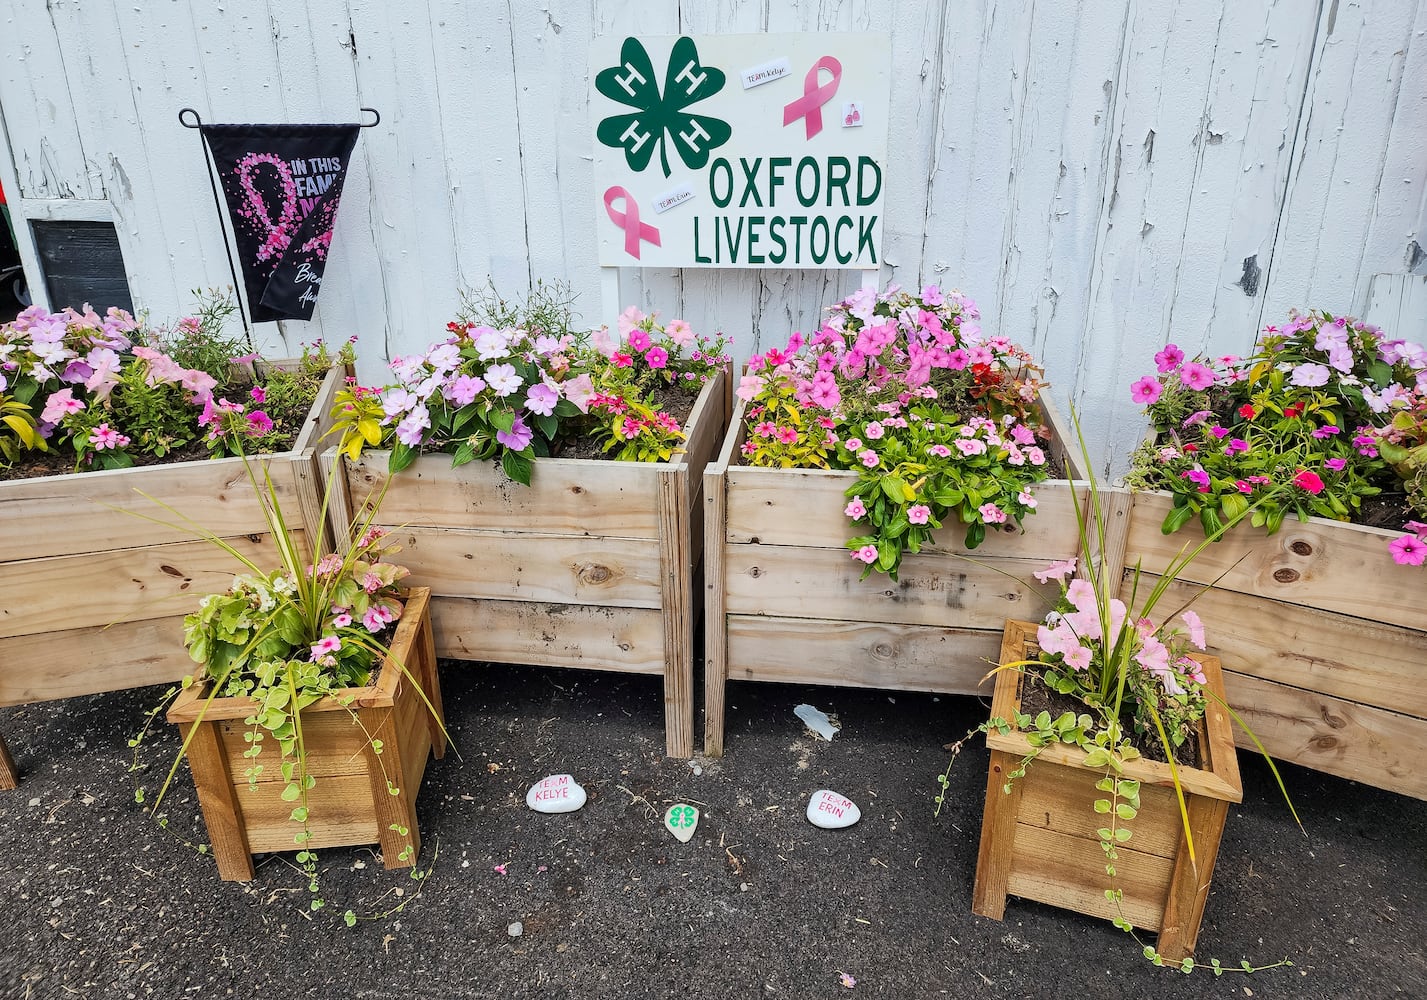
[603,186,661,260]
[783,56,842,140]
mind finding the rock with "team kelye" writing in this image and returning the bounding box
[525,774,588,814]
[805,789,861,829]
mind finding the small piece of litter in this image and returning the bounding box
[494,864,508,875]
[508,921,523,938]
[692,764,703,776]
[794,703,840,741]
[839,972,857,988]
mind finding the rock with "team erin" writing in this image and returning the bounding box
[526,774,587,814]
[805,789,861,829]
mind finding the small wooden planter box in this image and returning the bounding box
[325,371,729,760]
[0,362,345,790]
[165,587,444,882]
[703,394,1092,756]
[973,620,1242,962]
[1120,491,1427,801]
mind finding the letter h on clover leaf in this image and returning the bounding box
[597,36,732,178]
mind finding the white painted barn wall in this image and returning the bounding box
[1,0,1424,471]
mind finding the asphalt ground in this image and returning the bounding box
[1,657,1423,999]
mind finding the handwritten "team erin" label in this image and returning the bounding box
[652,183,696,214]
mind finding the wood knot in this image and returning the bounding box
[1273,568,1300,584]
[747,566,763,578]
[570,485,584,495]
[1309,734,1339,750]
[577,563,613,585]
[1320,708,1347,730]
[159,565,186,579]
[872,642,895,659]
[1290,540,1313,557]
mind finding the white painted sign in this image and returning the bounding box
[591,33,890,269]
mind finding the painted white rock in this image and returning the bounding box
[525,774,587,814]
[806,789,861,829]
[664,803,700,843]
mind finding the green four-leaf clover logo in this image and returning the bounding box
[596,36,732,178]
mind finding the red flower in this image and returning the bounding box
[1284,403,1304,419]
[1292,469,1325,494]
[1238,403,1256,419]
[1182,443,1199,453]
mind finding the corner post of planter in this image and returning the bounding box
[1155,794,1230,962]
[658,464,694,759]
[359,702,419,870]
[411,589,447,760]
[970,747,1025,920]
[181,720,256,881]
[289,448,332,561]
[702,456,728,758]
[0,734,18,790]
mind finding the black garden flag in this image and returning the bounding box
[199,123,360,322]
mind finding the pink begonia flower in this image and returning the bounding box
[1130,376,1163,405]
[1181,609,1206,650]
[1030,560,1076,588]
[864,421,885,440]
[1389,535,1427,566]
[1292,469,1325,494]
[644,346,669,369]
[590,325,618,357]
[1154,344,1184,373]
[853,544,879,564]
[485,363,522,397]
[617,305,645,336]
[844,496,867,519]
[665,319,694,347]
[1290,363,1331,387]
[978,502,1007,524]
[309,635,342,661]
[444,374,486,406]
[88,423,131,450]
[1174,362,1215,392]
[927,443,951,458]
[1062,644,1093,672]
[907,504,931,525]
[524,382,559,416]
[41,388,85,424]
[859,449,879,468]
[562,373,595,413]
[496,416,533,451]
[735,373,766,403]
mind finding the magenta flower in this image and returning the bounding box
[1224,438,1248,455]
[1324,457,1347,472]
[808,371,840,409]
[496,416,533,451]
[1154,344,1184,373]
[1389,535,1427,566]
[1292,469,1325,494]
[907,504,931,525]
[852,544,879,564]
[309,635,342,660]
[844,496,867,519]
[1180,362,1215,391]
[627,329,651,353]
[250,385,266,404]
[1181,469,1211,492]
[1130,376,1163,405]
[245,410,274,436]
[775,426,798,445]
[644,345,669,370]
[1311,425,1341,439]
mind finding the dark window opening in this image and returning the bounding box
[32,219,134,314]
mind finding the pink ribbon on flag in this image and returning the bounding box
[603,186,661,260]
[782,56,842,140]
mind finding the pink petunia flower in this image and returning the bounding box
[1389,535,1427,566]
[1180,362,1215,391]
[1130,376,1163,405]
[1033,559,1076,584]
[644,346,669,369]
[1154,344,1184,373]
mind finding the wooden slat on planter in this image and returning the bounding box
[328,370,728,759]
[430,598,665,674]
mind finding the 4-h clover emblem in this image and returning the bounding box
[596,36,732,178]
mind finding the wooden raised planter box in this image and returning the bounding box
[0,362,345,790]
[166,587,443,881]
[325,371,728,760]
[1120,490,1427,801]
[703,393,1094,756]
[973,620,1242,962]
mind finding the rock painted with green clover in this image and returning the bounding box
[663,803,699,843]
